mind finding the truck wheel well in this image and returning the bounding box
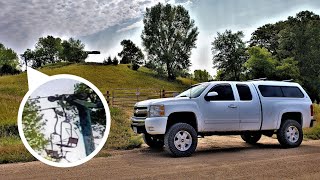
[281,112,302,125]
[166,112,197,132]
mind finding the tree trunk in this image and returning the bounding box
[166,62,175,80]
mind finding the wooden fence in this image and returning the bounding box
[105,88,180,107]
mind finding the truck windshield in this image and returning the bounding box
[176,83,209,98]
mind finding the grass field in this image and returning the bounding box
[0,63,192,163]
[305,103,320,139]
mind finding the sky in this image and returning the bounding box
[29,78,104,163]
[2,0,320,76]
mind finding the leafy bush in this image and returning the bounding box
[0,64,20,76]
[112,57,119,65]
[132,64,140,71]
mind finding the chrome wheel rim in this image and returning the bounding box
[174,130,192,151]
[286,126,299,143]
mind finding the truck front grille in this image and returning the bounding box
[133,106,148,118]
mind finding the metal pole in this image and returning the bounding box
[76,105,95,156]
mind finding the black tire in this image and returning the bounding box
[277,119,303,148]
[241,133,262,145]
[143,133,164,149]
[164,123,198,157]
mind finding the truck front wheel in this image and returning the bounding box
[143,133,164,149]
[277,119,303,148]
[241,133,262,144]
[164,123,198,157]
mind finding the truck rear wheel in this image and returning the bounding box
[241,133,262,144]
[143,133,164,149]
[277,119,303,148]
[164,123,197,157]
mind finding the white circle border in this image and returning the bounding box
[17,74,111,168]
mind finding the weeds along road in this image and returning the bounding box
[1,136,320,179]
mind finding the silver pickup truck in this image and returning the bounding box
[131,81,316,157]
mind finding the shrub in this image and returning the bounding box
[0,64,20,76]
[132,63,140,71]
[112,57,119,65]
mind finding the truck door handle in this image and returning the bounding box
[228,104,237,108]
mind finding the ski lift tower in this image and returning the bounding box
[86,51,101,55]
[48,95,103,156]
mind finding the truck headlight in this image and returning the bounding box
[149,105,165,117]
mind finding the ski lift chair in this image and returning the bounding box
[45,149,61,159]
[56,137,78,148]
[45,149,71,162]
[55,118,79,148]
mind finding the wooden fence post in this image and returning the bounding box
[112,90,114,106]
[106,91,110,105]
[162,89,166,98]
[136,88,140,102]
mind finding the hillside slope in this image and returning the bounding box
[0,63,192,127]
[0,63,195,163]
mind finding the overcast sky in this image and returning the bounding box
[2,0,320,75]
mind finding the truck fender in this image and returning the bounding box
[276,108,303,129]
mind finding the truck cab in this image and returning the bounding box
[131,81,315,157]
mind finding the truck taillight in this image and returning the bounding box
[311,104,314,116]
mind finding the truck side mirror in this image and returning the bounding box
[205,91,218,101]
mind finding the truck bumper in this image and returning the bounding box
[310,119,317,128]
[145,117,168,135]
[131,117,168,135]
[131,117,146,134]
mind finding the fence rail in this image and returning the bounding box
[104,88,180,108]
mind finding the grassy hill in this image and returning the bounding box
[0,63,193,126]
[0,63,194,163]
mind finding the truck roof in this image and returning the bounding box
[204,80,301,87]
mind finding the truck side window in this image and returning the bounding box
[258,85,304,98]
[258,85,283,97]
[208,84,235,101]
[236,84,252,101]
[281,86,304,98]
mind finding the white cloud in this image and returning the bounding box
[117,20,144,33]
[0,0,168,52]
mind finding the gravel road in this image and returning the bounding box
[1,136,320,179]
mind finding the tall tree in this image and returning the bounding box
[118,40,144,70]
[193,69,211,82]
[34,35,62,64]
[212,30,247,81]
[275,57,300,81]
[249,22,287,55]
[244,46,300,81]
[141,3,199,80]
[277,11,320,101]
[23,36,63,68]
[0,43,19,71]
[60,38,88,63]
[244,46,277,79]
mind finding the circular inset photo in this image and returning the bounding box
[18,75,110,167]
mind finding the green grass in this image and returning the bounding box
[0,63,191,163]
[105,107,143,150]
[0,137,36,164]
[305,104,320,139]
[0,63,189,127]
